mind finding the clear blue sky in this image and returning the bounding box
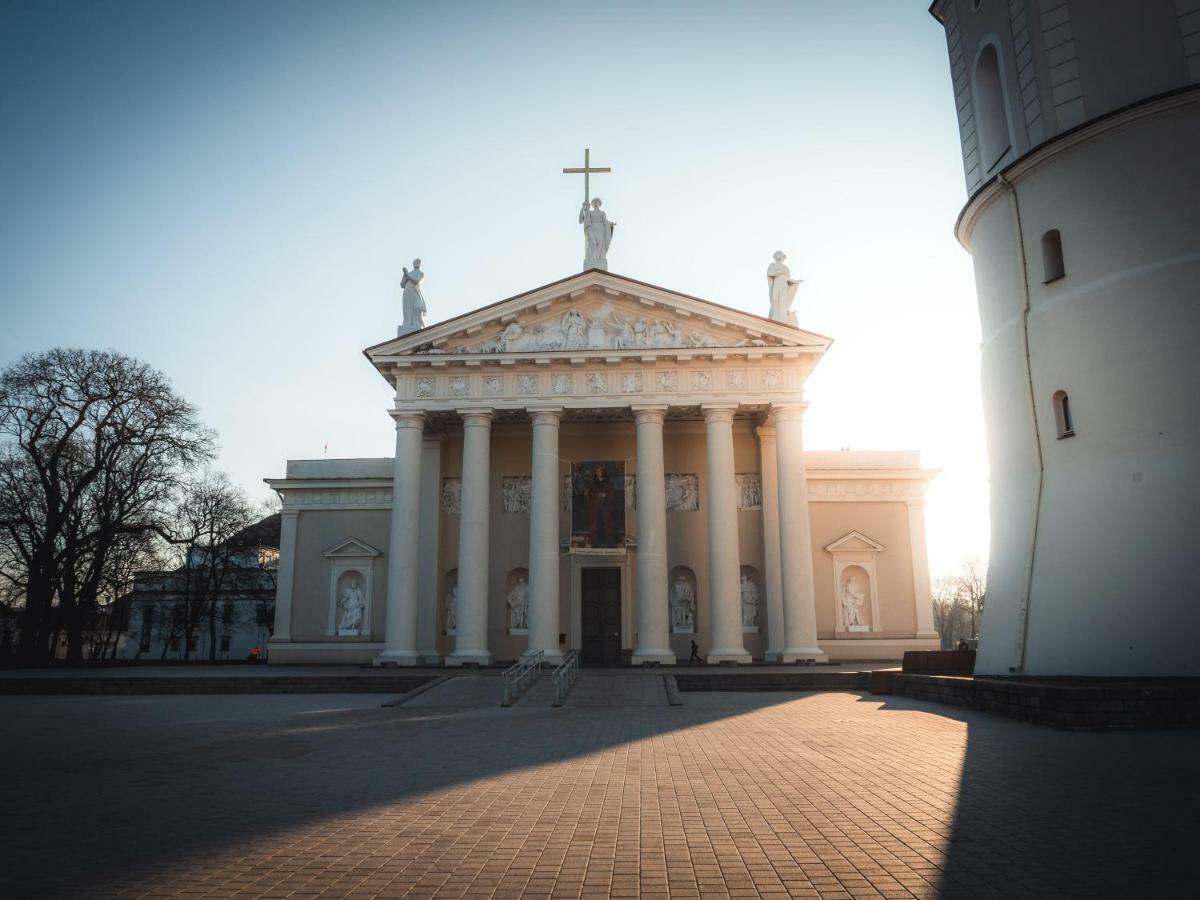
[0,0,987,577]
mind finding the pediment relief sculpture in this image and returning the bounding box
[414,299,779,356]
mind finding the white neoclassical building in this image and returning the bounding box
[930,1,1200,675]
[266,269,939,666]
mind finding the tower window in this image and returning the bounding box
[1053,390,1075,439]
[1042,230,1065,283]
[973,44,1012,173]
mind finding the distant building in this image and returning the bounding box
[929,1,1200,674]
[124,515,279,661]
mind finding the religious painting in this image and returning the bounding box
[570,461,626,548]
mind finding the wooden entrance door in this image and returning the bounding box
[581,568,622,665]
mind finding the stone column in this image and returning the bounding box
[703,404,751,664]
[527,407,563,663]
[448,409,493,666]
[416,433,444,663]
[270,509,299,644]
[376,411,425,666]
[772,403,826,663]
[632,405,675,665]
[907,499,940,639]
[756,419,786,662]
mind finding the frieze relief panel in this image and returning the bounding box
[283,489,393,510]
[398,359,800,404]
[806,481,923,501]
[441,478,462,514]
[412,296,782,356]
[665,475,700,512]
[735,473,762,510]
[502,476,532,514]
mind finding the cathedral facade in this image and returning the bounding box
[266,270,939,666]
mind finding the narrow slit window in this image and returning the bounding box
[1053,390,1075,439]
[1042,230,1065,283]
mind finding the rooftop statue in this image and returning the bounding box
[580,198,615,271]
[766,251,801,326]
[398,258,427,336]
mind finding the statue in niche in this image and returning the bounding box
[338,578,366,635]
[842,574,866,628]
[506,577,529,631]
[766,251,801,325]
[444,584,458,633]
[399,259,427,336]
[580,197,615,270]
[670,573,696,632]
[740,573,760,629]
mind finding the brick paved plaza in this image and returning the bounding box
[3,680,1197,898]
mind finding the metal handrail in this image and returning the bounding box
[501,649,544,706]
[552,649,581,707]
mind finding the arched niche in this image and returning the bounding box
[323,538,380,638]
[824,531,885,634]
[444,568,459,635]
[668,566,697,634]
[739,565,762,633]
[505,567,529,634]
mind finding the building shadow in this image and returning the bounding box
[3,689,803,897]
[864,694,1200,898]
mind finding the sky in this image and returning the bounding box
[0,0,987,579]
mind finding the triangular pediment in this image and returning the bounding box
[322,538,382,559]
[824,531,886,554]
[365,270,831,370]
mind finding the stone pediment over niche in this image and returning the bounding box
[323,538,383,559]
[364,270,832,370]
[823,531,886,554]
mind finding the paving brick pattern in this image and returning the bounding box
[3,690,1197,898]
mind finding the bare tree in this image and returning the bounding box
[930,558,988,648]
[156,473,258,660]
[0,349,215,663]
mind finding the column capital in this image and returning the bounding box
[457,408,494,428]
[700,402,739,424]
[756,421,777,440]
[526,405,563,426]
[631,403,669,425]
[280,508,300,520]
[769,401,809,423]
[390,410,427,430]
[422,432,447,447]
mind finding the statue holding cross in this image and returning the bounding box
[563,148,615,271]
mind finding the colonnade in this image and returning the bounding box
[374,403,824,666]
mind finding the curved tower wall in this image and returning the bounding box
[931,0,1200,675]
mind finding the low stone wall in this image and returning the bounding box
[0,674,437,695]
[893,674,1200,729]
[675,671,868,692]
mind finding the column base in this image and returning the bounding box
[374,650,421,667]
[446,651,492,667]
[782,646,829,664]
[763,650,783,663]
[419,653,442,665]
[707,649,752,665]
[632,649,677,666]
[529,651,564,666]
